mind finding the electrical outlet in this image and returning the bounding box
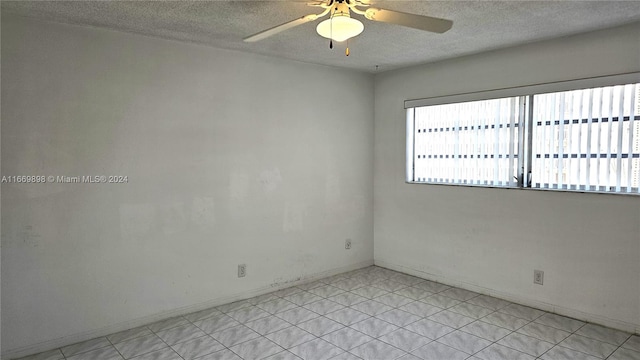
[534,270,544,285]
[345,239,352,250]
[238,264,246,278]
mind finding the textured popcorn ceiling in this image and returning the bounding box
[3,1,640,73]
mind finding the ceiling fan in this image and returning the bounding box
[244,0,452,54]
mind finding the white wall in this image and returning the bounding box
[374,23,640,333]
[1,15,374,357]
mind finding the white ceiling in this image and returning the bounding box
[3,1,640,73]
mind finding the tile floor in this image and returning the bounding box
[18,266,640,360]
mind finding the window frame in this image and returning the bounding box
[405,72,640,196]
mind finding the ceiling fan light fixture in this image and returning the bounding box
[316,14,364,42]
[244,0,453,47]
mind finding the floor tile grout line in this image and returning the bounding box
[549,343,611,360]
[168,333,223,360]
[105,334,127,360]
[604,334,635,360]
[228,335,285,360]
[57,338,115,360]
[111,327,154,347]
[536,343,559,360]
[231,306,327,354]
[553,321,593,358]
[143,322,187,360]
[607,332,634,360]
[476,307,618,360]
[566,321,619,359]
[348,283,449,357]
[408,293,539,360]
[445,315,539,360]
[435,310,507,358]
[575,323,633,346]
[287,287,404,357]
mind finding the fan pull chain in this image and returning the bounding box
[329,9,334,49]
[346,39,350,56]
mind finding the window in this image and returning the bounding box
[410,97,524,187]
[532,85,640,192]
[406,78,640,194]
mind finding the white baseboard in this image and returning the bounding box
[2,260,373,360]
[374,259,640,335]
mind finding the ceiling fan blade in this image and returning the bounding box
[244,14,319,42]
[364,8,452,33]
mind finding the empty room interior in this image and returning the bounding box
[2,1,640,360]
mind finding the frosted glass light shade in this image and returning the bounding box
[316,16,364,42]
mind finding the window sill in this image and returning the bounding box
[405,181,640,196]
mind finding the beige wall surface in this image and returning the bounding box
[1,15,374,357]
